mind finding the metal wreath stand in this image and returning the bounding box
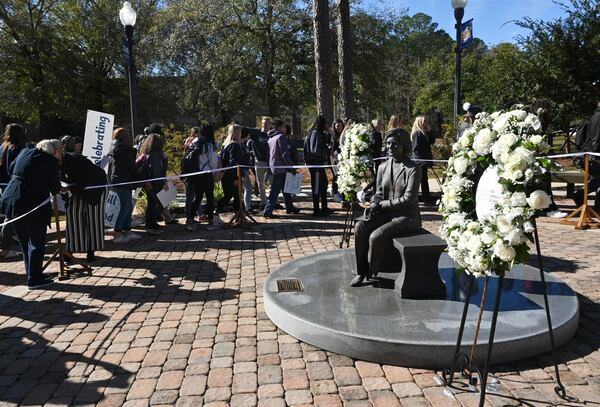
[339,199,358,248]
[441,213,570,406]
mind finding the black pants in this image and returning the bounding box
[0,221,14,251]
[13,214,47,285]
[189,174,215,221]
[145,189,163,228]
[420,164,430,198]
[217,171,239,212]
[354,215,420,277]
[309,167,328,212]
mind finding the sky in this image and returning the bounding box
[364,0,569,46]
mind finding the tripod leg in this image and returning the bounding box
[443,274,475,385]
[339,201,353,249]
[478,275,504,407]
[532,218,567,399]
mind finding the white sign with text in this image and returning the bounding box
[104,190,121,228]
[82,110,114,166]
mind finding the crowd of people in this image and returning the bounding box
[0,108,527,290]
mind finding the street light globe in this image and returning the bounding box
[451,0,468,9]
[119,2,137,27]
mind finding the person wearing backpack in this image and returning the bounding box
[186,124,223,231]
[182,127,203,226]
[305,115,331,217]
[107,128,141,243]
[138,134,167,235]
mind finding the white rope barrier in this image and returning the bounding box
[0,198,51,228]
[1,151,599,226]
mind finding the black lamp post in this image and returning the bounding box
[120,2,138,136]
[452,0,468,128]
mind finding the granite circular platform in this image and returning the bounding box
[264,249,579,368]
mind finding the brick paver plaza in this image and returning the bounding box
[0,196,599,406]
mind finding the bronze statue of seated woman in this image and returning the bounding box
[352,129,422,287]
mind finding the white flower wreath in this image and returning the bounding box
[440,107,554,277]
[337,123,375,201]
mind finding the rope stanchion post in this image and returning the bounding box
[560,153,600,229]
[228,165,257,228]
[42,195,92,280]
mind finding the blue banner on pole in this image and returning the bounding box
[460,19,474,50]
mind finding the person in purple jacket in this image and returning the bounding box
[262,119,300,218]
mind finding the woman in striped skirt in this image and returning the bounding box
[61,136,108,263]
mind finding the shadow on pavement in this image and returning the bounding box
[0,327,131,405]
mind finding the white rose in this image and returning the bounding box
[496,216,512,234]
[453,156,469,175]
[529,135,543,145]
[506,156,524,171]
[493,116,509,133]
[527,190,552,209]
[493,241,516,262]
[513,147,535,165]
[481,230,497,245]
[506,169,524,182]
[491,133,517,160]
[508,110,528,121]
[460,133,473,147]
[442,194,459,211]
[473,128,495,155]
[510,192,527,207]
[468,150,478,159]
[498,133,517,147]
[506,229,526,245]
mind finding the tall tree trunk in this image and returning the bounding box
[263,0,277,116]
[312,0,333,124]
[336,0,353,121]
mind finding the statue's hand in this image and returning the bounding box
[369,202,382,219]
[379,200,392,210]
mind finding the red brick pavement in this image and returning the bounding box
[0,199,598,406]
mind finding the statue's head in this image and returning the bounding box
[385,129,411,161]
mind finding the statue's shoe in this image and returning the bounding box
[350,275,365,287]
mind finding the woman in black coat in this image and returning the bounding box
[410,115,435,202]
[138,134,168,235]
[60,136,107,263]
[0,139,62,289]
[305,115,331,216]
[216,124,243,213]
[107,128,141,243]
[0,123,26,259]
